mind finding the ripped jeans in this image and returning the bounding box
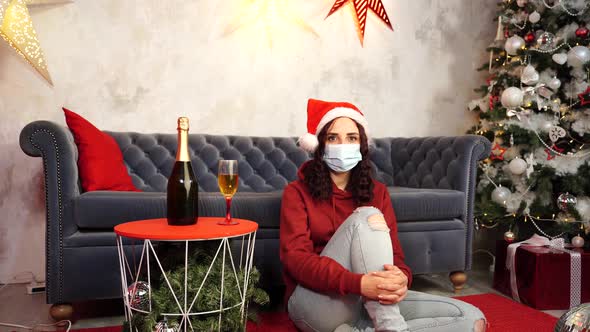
[287,207,486,332]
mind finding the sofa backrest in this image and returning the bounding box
[107,132,399,192]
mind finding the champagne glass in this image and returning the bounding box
[217,160,239,225]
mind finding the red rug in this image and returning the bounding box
[67,293,558,332]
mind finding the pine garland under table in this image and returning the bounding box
[114,217,268,332]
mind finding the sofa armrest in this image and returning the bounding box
[389,135,491,271]
[20,120,81,303]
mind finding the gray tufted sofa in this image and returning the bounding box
[20,120,490,318]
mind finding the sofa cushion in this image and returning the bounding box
[72,191,283,230]
[73,187,464,230]
[389,187,465,222]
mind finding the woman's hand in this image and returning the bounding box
[362,264,408,305]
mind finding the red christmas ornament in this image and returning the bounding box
[525,32,536,43]
[576,26,589,38]
[489,95,499,110]
[544,144,564,160]
[578,86,590,106]
[490,143,507,161]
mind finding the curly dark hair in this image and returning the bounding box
[302,118,374,205]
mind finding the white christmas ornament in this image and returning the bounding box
[549,126,566,142]
[509,157,528,175]
[575,197,590,221]
[521,65,540,85]
[529,11,540,23]
[552,53,568,65]
[548,77,562,90]
[572,236,585,248]
[492,186,511,205]
[505,36,525,55]
[567,46,590,68]
[501,87,524,108]
[517,0,527,7]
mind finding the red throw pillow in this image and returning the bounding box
[63,108,140,192]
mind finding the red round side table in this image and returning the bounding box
[114,217,258,332]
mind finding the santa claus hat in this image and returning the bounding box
[298,98,369,152]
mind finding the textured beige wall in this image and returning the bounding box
[0,0,494,283]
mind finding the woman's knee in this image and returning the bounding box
[352,207,389,232]
[474,318,486,332]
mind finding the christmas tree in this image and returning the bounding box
[469,0,590,246]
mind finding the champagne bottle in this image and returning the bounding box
[167,117,198,225]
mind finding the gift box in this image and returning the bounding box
[493,240,590,310]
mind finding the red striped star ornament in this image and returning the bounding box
[326,0,393,46]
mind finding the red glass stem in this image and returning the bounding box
[225,196,232,223]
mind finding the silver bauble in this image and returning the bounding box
[554,303,590,332]
[505,36,526,55]
[572,235,585,248]
[529,11,541,24]
[536,32,555,51]
[548,77,562,91]
[567,46,590,68]
[128,281,150,312]
[557,192,577,212]
[509,158,528,175]
[492,186,511,205]
[501,87,524,108]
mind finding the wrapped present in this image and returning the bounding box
[493,235,590,310]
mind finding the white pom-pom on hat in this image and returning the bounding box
[298,132,319,153]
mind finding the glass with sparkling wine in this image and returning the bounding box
[218,160,239,225]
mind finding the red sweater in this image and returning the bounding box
[279,164,412,304]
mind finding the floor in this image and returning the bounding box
[0,259,566,331]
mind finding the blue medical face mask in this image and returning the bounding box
[323,144,362,173]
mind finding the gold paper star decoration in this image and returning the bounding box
[225,0,318,48]
[0,0,52,85]
[326,0,393,46]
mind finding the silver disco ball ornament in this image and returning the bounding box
[128,281,150,312]
[557,193,577,212]
[536,32,556,51]
[554,303,590,332]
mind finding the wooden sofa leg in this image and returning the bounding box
[49,303,73,321]
[449,271,467,293]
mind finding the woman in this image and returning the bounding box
[280,99,486,332]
